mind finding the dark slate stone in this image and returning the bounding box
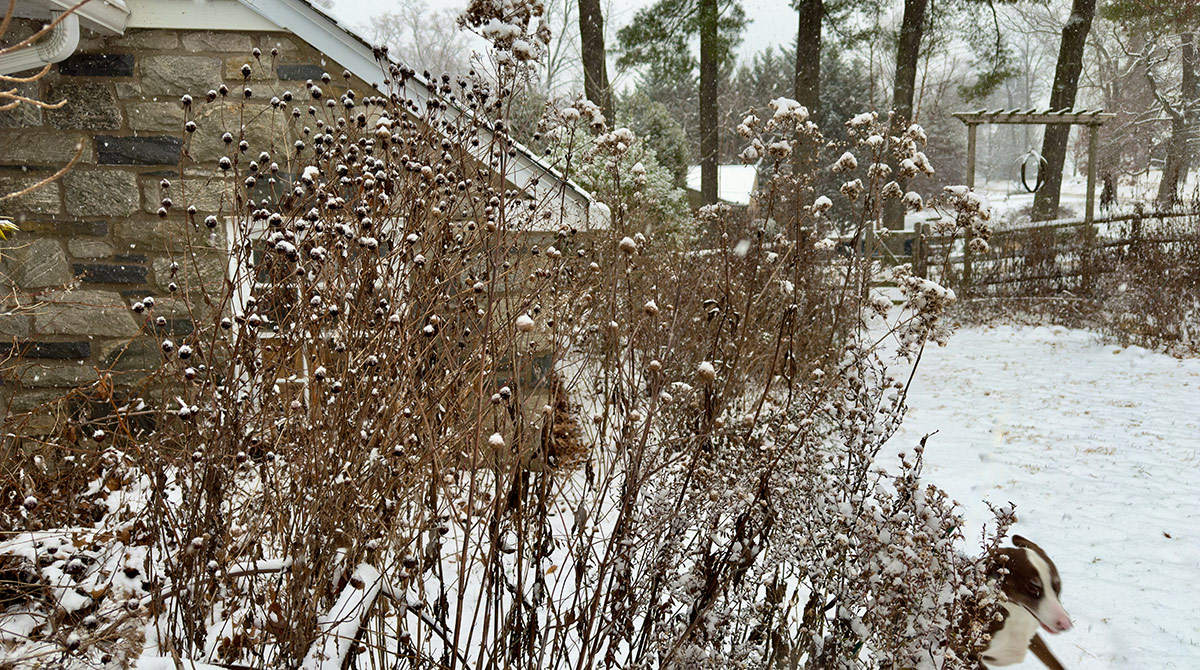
[96,135,182,165]
[46,82,121,130]
[153,318,195,336]
[0,341,91,360]
[19,220,108,236]
[73,263,148,284]
[277,64,327,81]
[115,254,147,263]
[59,53,135,77]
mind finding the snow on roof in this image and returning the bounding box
[686,164,759,206]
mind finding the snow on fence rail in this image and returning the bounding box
[908,208,1197,293]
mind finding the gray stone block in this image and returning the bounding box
[8,237,72,288]
[45,82,122,130]
[31,289,139,337]
[1,359,97,387]
[112,29,180,50]
[113,220,225,253]
[140,177,225,214]
[182,31,254,52]
[0,82,41,128]
[141,55,222,96]
[100,337,161,373]
[126,102,185,133]
[64,170,140,217]
[0,176,61,214]
[68,238,113,258]
[0,312,32,338]
[153,254,226,291]
[0,131,93,165]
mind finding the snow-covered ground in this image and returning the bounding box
[888,325,1200,669]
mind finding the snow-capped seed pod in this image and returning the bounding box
[697,361,716,382]
[643,300,659,316]
[488,432,505,448]
[515,314,535,332]
[618,236,637,254]
[648,359,662,372]
[161,339,175,354]
[92,429,106,442]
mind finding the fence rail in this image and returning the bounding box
[906,209,1196,293]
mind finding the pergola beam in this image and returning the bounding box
[953,108,1115,126]
[954,108,1115,224]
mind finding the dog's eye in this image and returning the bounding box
[1026,583,1042,597]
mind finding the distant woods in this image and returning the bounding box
[369,0,1198,218]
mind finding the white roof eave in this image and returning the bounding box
[19,0,131,35]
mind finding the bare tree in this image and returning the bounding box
[363,0,472,79]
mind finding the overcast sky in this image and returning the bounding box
[330,0,803,65]
[604,0,800,58]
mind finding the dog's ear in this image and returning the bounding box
[1012,535,1036,550]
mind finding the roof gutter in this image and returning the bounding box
[0,10,80,76]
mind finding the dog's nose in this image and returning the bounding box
[1055,616,1073,632]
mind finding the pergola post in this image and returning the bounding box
[966,122,978,190]
[1085,122,1099,224]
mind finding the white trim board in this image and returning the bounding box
[124,0,280,31]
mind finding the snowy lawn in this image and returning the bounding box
[889,324,1200,669]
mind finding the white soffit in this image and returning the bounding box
[124,0,280,31]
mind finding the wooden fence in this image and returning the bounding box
[904,209,1197,296]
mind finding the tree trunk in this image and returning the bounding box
[578,0,613,123]
[790,0,821,217]
[883,0,928,230]
[700,0,719,205]
[1155,32,1197,208]
[1031,0,1097,222]
[794,0,822,123]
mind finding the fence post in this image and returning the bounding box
[1086,122,1099,225]
[913,221,925,277]
[962,235,973,297]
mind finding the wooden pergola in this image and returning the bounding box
[953,108,1116,223]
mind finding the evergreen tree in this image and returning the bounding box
[618,0,746,204]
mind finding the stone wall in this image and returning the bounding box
[0,23,373,429]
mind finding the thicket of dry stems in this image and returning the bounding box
[933,206,1200,354]
[1,5,1018,669]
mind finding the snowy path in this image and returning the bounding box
[888,325,1200,669]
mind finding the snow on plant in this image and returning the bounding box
[2,29,1009,670]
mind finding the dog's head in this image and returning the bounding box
[992,535,1073,633]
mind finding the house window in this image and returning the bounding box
[224,218,311,400]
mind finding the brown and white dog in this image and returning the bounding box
[981,536,1073,670]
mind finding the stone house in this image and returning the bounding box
[0,0,602,429]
